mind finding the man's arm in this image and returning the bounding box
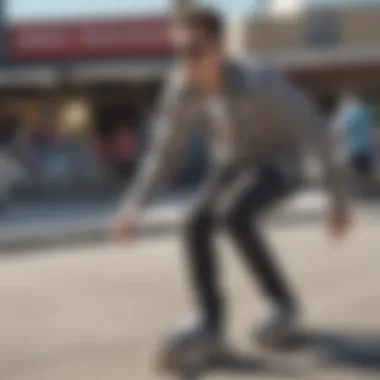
[251,62,349,233]
[275,75,348,211]
[301,97,349,210]
[285,82,350,235]
[118,71,188,215]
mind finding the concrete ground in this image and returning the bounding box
[0,214,380,380]
[1,189,380,252]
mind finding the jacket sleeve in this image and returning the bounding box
[299,93,349,209]
[119,72,189,213]
[253,62,349,209]
[276,74,348,209]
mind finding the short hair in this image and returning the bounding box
[176,7,225,40]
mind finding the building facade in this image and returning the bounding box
[0,16,177,197]
[2,5,380,197]
[235,4,380,112]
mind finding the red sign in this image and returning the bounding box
[9,17,172,61]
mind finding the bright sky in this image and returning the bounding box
[6,0,256,21]
[6,0,377,21]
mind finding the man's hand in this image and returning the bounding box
[111,210,140,241]
[328,203,351,239]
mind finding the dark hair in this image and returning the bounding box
[176,7,225,40]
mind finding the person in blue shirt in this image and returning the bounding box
[334,94,375,180]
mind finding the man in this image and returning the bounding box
[333,94,375,186]
[113,7,350,366]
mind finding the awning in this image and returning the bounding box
[67,58,173,83]
[0,66,59,88]
[270,45,380,71]
[0,58,173,89]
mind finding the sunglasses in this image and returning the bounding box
[176,42,210,61]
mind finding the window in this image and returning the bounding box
[305,11,341,47]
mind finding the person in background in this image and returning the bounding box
[111,125,138,178]
[15,123,56,180]
[112,7,350,368]
[93,124,138,180]
[333,94,376,188]
[0,117,25,211]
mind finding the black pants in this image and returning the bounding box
[350,153,373,179]
[184,162,299,332]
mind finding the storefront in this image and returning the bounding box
[0,16,183,197]
[238,4,380,118]
[280,48,380,115]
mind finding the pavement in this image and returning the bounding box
[1,189,380,252]
[0,220,379,380]
[0,155,379,252]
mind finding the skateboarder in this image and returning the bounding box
[113,7,350,367]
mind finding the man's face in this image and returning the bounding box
[171,23,223,86]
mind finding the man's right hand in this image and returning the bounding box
[111,210,140,241]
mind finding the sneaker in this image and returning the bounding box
[157,316,225,371]
[254,303,300,349]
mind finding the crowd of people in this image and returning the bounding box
[0,114,147,209]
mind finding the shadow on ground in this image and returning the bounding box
[174,351,296,380]
[176,329,380,379]
[301,329,380,372]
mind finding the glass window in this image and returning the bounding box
[305,11,341,47]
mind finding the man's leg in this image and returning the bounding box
[222,163,297,306]
[160,167,236,365]
[221,163,299,346]
[183,167,236,332]
[184,206,222,330]
[350,153,374,196]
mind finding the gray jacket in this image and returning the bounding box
[124,58,346,211]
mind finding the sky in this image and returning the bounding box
[6,0,380,21]
[6,0,254,20]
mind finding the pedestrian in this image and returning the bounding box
[111,125,138,178]
[112,7,350,368]
[333,94,375,191]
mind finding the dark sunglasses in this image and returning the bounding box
[176,42,209,60]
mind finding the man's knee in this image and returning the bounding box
[184,209,213,241]
[222,207,251,233]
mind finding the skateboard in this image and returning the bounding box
[255,327,309,353]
